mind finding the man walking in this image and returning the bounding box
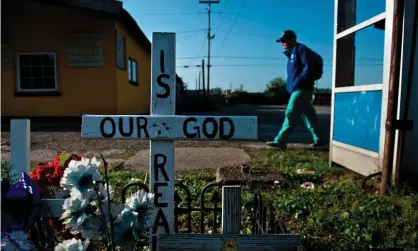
[266,30,327,149]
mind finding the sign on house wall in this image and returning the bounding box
[67,34,103,67]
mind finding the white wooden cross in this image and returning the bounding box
[80,32,258,251]
[9,119,31,177]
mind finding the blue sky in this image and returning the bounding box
[121,0,386,92]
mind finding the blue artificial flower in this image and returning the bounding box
[1,173,41,231]
[1,231,35,251]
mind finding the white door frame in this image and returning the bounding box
[329,0,395,176]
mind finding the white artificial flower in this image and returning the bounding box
[112,191,156,244]
[1,231,35,251]
[124,190,156,228]
[54,238,90,251]
[60,195,97,230]
[60,157,102,192]
[113,208,136,244]
[96,183,114,202]
[76,216,103,240]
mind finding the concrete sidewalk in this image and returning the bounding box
[0,146,253,172]
[1,141,327,173]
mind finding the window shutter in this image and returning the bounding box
[116,30,126,70]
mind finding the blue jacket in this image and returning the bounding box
[284,43,314,94]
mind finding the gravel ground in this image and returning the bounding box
[0,132,259,171]
[1,131,254,153]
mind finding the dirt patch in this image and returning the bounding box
[1,132,255,152]
[1,149,58,163]
[124,147,252,172]
[216,165,285,185]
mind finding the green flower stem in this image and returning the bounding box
[93,184,111,248]
[101,154,116,251]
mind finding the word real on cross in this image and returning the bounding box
[81,32,258,250]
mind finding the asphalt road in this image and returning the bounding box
[185,104,331,143]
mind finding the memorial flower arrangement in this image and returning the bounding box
[54,155,156,251]
[1,154,156,251]
[1,161,41,251]
[29,153,83,236]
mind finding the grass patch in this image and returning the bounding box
[254,149,418,250]
[28,149,418,250]
[107,149,418,250]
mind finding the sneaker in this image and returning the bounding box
[309,140,329,148]
[266,141,287,150]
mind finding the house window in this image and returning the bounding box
[17,53,57,91]
[128,58,138,85]
[67,33,103,67]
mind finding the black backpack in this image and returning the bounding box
[297,44,323,81]
[308,47,323,81]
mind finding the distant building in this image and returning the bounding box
[1,0,184,117]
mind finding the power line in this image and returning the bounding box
[187,36,207,66]
[142,11,235,16]
[142,12,207,16]
[177,63,384,68]
[211,11,236,14]
[218,0,246,48]
[177,31,205,42]
[177,56,279,60]
[177,29,207,34]
[212,0,230,37]
[176,55,384,61]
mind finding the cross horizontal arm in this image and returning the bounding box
[81,115,258,140]
[158,233,301,251]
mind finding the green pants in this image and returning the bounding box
[274,90,322,145]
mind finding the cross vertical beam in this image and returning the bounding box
[149,32,176,251]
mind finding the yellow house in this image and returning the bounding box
[1,0,178,117]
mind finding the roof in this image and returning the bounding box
[22,0,180,79]
[119,8,151,53]
[23,0,151,53]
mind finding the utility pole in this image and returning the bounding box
[201,59,206,98]
[198,70,201,91]
[199,0,219,94]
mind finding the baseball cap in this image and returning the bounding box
[276,30,297,43]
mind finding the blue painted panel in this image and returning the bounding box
[333,90,382,152]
